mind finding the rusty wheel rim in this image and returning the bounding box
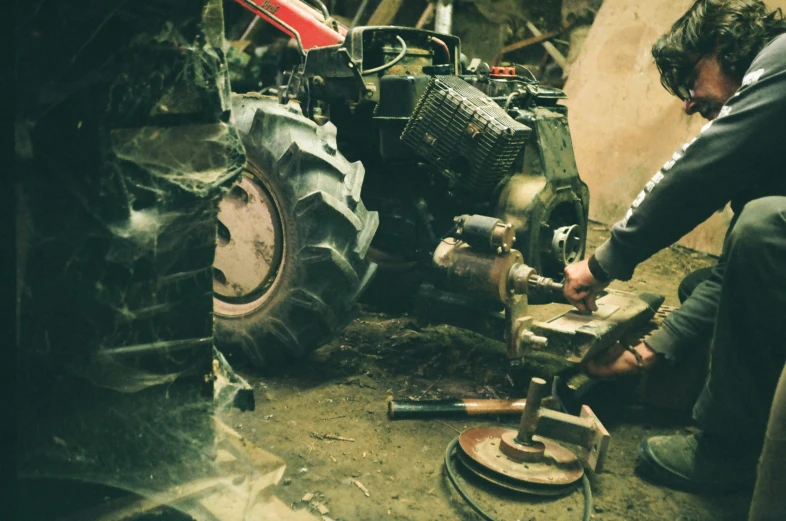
[213,169,285,317]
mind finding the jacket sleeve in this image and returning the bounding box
[644,260,723,363]
[593,38,786,281]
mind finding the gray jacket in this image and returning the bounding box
[593,33,786,362]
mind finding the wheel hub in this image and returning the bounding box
[213,173,283,311]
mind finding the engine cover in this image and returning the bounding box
[401,75,532,201]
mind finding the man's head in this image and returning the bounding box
[652,0,786,120]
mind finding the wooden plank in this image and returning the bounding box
[367,0,404,26]
[415,2,435,29]
[525,20,567,69]
[493,31,560,65]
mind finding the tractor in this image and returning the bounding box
[213,0,592,367]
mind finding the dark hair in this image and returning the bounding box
[652,0,786,96]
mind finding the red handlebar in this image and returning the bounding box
[235,0,347,52]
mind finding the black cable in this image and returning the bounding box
[444,436,593,521]
[444,437,505,521]
[581,473,592,521]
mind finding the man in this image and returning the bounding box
[563,0,786,491]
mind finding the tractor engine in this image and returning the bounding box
[299,26,588,281]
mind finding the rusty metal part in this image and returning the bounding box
[389,401,610,473]
[507,264,565,302]
[508,263,537,293]
[213,172,284,315]
[500,431,545,462]
[517,377,547,443]
[433,238,522,303]
[555,305,677,412]
[454,214,516,253]
[454,448,578,496]
[551,224,582,266]
[531,290,665,363]
[458,427,584,486]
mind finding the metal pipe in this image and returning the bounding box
[748,362,786,521]
[434,0,453,35]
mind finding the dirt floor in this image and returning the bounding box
[221,224,754,521]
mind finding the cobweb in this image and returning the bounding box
[15,1,302,519]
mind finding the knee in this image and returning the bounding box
[729,197,786,252]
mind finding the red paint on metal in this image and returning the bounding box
[490,66,517,78]
[235,0,346,50]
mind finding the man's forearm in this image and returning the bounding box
[644,261,724,363]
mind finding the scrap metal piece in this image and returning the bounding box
[516,377,547,443]
[531,290,665,362]
[389,399,611,472]
[458,427,584,487]
[455,448,577,496]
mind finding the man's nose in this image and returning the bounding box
[683,98,699,114]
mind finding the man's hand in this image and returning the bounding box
[563,258,610,312]
[585,342,659,378]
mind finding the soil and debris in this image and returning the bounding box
[220,225,752,521]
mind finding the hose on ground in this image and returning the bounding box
[444,436,593,521]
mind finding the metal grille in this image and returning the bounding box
[401,75,531,198]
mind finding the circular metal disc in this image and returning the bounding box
[458,427,584,487]
[455,450,578,497]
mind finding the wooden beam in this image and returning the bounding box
[367,0,405,26]
[415,2,436,29]
[525,20,567,69]
[493,30,560,65]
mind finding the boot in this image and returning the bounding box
[637,431,759,492]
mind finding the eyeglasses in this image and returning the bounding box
[674,58,701,102]
[675,83,694,102]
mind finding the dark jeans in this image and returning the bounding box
[691,197,786,446]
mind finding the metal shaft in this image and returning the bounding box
[517,377,547,444]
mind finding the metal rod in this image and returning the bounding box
[517,377,547,444]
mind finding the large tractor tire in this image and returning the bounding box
[213,94,378,367]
